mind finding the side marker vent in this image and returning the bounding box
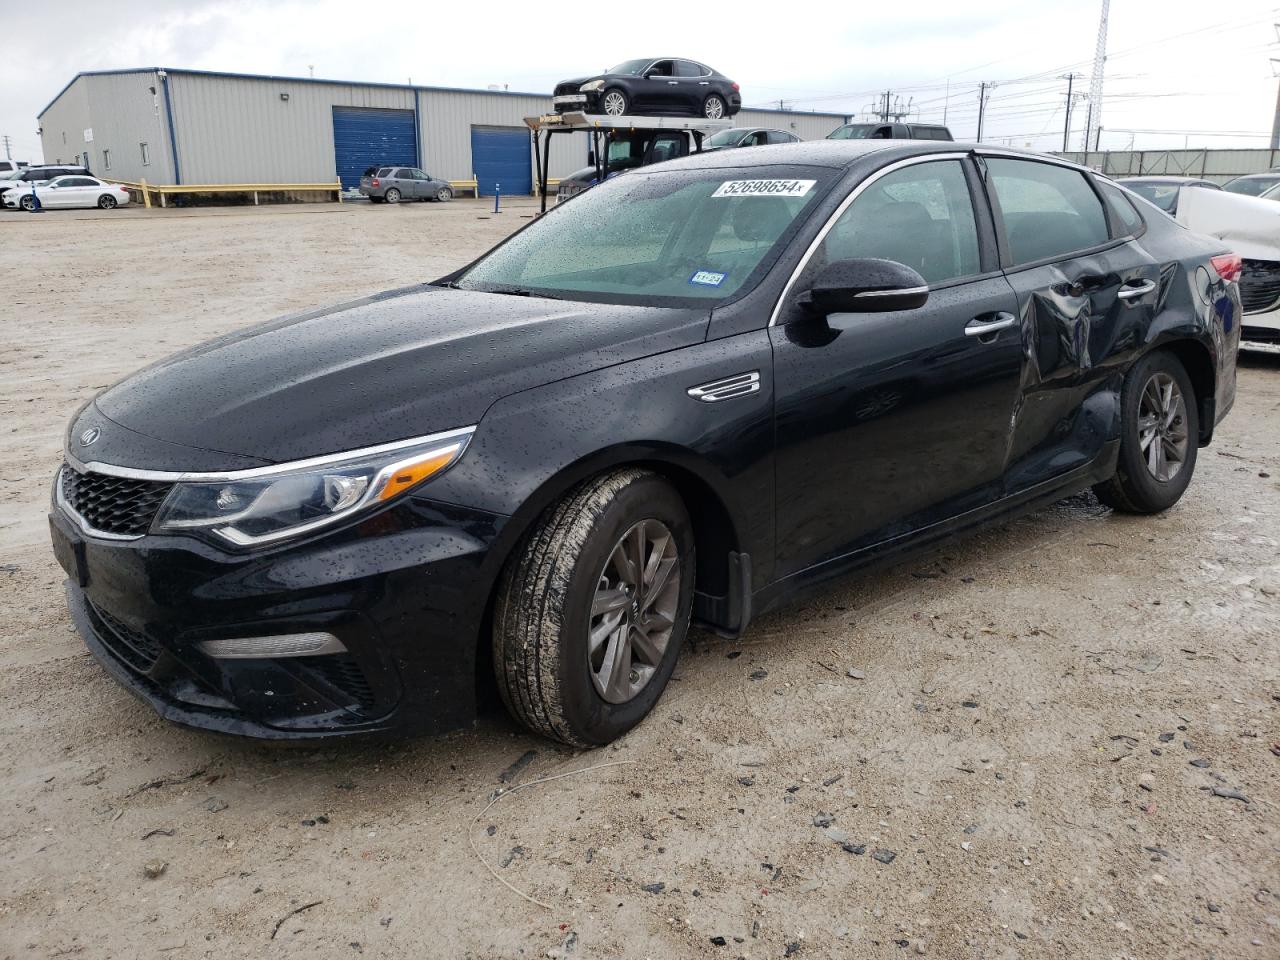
[687,371,761,403]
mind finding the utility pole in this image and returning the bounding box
[1081,0,1111,151]
[1060,73,1082,152]
[878,90,892,122]
[1271,54,1279,150]
[976,82,990,142]
[1,135,11,161]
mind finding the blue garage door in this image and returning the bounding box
[470,126,532,197]
[332,107,418,189]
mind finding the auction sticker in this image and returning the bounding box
[689,270,727,287]
[712,179,815,198]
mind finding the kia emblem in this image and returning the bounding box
[79,427,101,446]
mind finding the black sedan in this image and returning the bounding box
[52,142,1240,746]
[553,58,741,118]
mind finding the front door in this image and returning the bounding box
[770,156,1024,579]
[638,60,677,113]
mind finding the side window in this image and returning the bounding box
[103,150,112,171]
[647,60,674,77]
[392,168,409,179]
[139,142,151,166]
[766,130,794,144]
[1096,180,1145,238]
[648,136,683,163]
[985,158,1109,265]
[675,61,703,78]
[818,160,982,285]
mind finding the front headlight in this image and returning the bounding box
[579,80,605,93]
[151,427,474,547]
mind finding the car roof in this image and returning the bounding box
[666,140,1070,172]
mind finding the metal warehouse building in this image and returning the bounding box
[37,68,849,196]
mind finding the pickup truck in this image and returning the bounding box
[827,122,953,141]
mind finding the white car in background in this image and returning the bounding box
[2,175,132,211]
[1140,185,1280,346]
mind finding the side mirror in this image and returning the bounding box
[797,258,929,315]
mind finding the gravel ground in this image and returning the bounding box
[1,199,1277,960]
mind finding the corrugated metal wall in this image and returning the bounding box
[38,76,94,169]
[38,70,850,191]
[169,74,416,184]
[735,109,846,141]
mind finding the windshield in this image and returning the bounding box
[706,129,746,147]
[1225,176,1280,197]
[828,124,881,140]
[607,59,651,76]
[458,166,832,306]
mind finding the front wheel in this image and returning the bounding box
[98,194,117,209]
[703,94,727,119]
[435,187,452,202]
[493,469,694,746]
[19,195,36,211]
[1093,350,1199,513]
[384,188,401,204]
[601,88,629,117]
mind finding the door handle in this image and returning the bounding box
[699,81,710,85]
[667,81,678,85]
[965,312,1017,338]
[1117,279,1157,300]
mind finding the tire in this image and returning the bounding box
[436,187,452,202]
[1093,349,1199,514]
[601,88,629,117]
[703,95,727,120]
[493,469,695,746]
[384,188,401,204]
[19,195,36,211]
[98,194,117,209]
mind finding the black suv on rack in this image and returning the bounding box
[553,58,741,119]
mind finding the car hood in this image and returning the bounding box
[92,285,709,466]
[1176,188,1280,261]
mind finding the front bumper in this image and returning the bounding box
[51,494,508,739]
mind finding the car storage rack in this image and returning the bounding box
[524,112,733,213]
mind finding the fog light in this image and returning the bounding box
[199,632,346,659]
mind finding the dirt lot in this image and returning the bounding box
[1,199,1277,960]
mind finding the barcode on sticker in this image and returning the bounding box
[712,179,816,198]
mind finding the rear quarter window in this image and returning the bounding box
[1096,180,1146,238]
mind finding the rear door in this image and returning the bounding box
[979,154,1161,492]
[770,155,1023,578]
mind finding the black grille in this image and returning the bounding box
[60,464,172,537]
[88,601,162,672]
[303,655,377,711]
[1240,259,1280,315]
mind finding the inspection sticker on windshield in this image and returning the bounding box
[712,179,816,198]
[689,270,727,287]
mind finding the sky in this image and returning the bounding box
[1,0,1277,165]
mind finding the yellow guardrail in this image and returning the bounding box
[105,178,344,209]
[449,177,479,198]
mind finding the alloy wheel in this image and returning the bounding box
[602,91,627,116]
[1137,371,1189,482]
[437,187,452,202]
[704,96,725,120]
[588,518,681,704]
[385,188,400,203]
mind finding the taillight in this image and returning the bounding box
[118,186,128,193]
[1210,253,1242,283]
[732,82,740,91]
[372,178,380,187]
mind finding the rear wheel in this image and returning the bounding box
[98,194,117,209]
[703,94,727,120]
[384,188,401,204]
[493,469,694,746]
[1093,350,1199,513]
[601,88,629,117]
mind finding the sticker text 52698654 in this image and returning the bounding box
[712,179,816,198]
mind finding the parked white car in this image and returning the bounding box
[1168,187,1280,344]
[2,175,132,211]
